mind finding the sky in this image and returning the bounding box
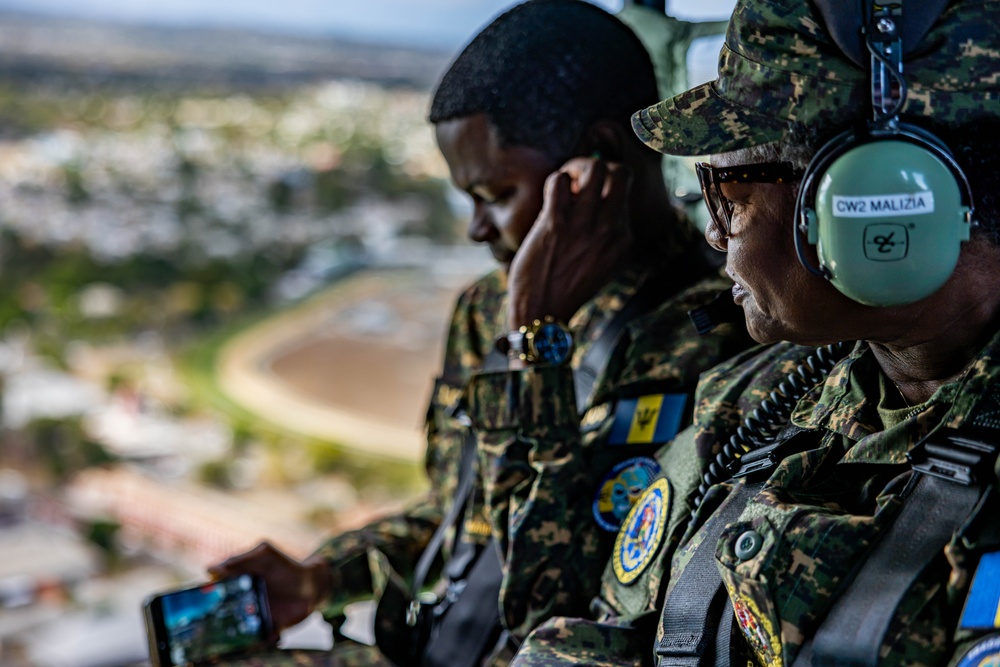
[0,0,737,50]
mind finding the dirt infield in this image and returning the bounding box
[216,267,487,461]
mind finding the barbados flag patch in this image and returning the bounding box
[608,393,687,445]
[961,552,1000,630]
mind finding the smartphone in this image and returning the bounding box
[143,574,274,667]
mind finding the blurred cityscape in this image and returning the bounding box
[0,11,493,667]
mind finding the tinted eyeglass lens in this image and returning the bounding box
[695,161,800,239]
[696,163,730,238]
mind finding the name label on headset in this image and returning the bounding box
[832,191,935,217]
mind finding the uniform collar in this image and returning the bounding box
[790,329,1000,465]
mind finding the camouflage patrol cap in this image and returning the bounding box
[632,0,1000,157]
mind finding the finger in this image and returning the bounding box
[598,164,632,220]
[541,170,574,228]
[573,159,608,220]
[208,541,274,577]
[559,156,595,194]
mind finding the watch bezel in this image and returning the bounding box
[523,317,574,365]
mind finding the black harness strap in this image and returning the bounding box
[713,599,735,667]
[656,479,765,666]
[574,269,691,415]
[805,474,985,667]
[406,409,483,627]
[406,349,509,625]
[797,424,1000,667]
[422,540,505,667]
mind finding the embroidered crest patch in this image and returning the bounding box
[613,477,670,585]
[957,634,1000,667]
[732,594,783,667]
[962,551,1000,630]
[593,457,662,531]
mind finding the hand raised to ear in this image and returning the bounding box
[507,155,634,331]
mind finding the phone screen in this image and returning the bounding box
[147,574,271,666]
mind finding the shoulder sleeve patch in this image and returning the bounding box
[592,457,662,532]
[613,477,671,585]
[608,393,688,445]
[957,634,1000,667]
[961,551,1000,630]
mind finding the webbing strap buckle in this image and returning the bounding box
[406,600,420,627]
[906,427,1000,486]
[406,591,440,627]
[728,428,809,480]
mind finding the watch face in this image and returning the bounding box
[533,322,573,364]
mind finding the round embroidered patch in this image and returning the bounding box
[613,477,670,585]
[592,456,662,532]
[732,594,783,667]
[958,635,1000,667]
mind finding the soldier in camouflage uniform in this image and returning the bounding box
[208,2,756,666]
[511,0,1000,665]
[208,270,507,667]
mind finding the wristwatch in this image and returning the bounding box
[499,316,574,365]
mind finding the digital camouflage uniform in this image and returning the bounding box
[617,0,999,663]
[652,332,1000,667]
[307,267,508,666]
[301,254,753,666]
[513,332,1000,667]
[466,260,755,645]
[507,342,818,667]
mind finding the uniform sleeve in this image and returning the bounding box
[310,491,443,619]
[467,277,756,641]
[468,364,600,640]
[310,271,504,620]
[594,425,707,620]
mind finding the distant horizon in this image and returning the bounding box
[0,0,736,51]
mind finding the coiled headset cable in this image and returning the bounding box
[689,341,852,521]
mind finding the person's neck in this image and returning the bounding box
[869,239,1000,405]
[871,336,986,407]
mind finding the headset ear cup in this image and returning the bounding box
[795,128,857,280]
[796,128,973,307]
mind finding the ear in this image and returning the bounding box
[577,120,626,162]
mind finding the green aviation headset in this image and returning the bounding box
[794,0,976,307]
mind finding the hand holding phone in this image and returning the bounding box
[208,541,331,634]
[144,574,275,667]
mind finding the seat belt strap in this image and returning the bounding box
[574,267,696,414]
[421,540,505,667]
[714,598,735,667]
[656,479,764,666]
[799,425,1000,667]
[407,427,479,625]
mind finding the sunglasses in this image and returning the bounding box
[695,161,802,238]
